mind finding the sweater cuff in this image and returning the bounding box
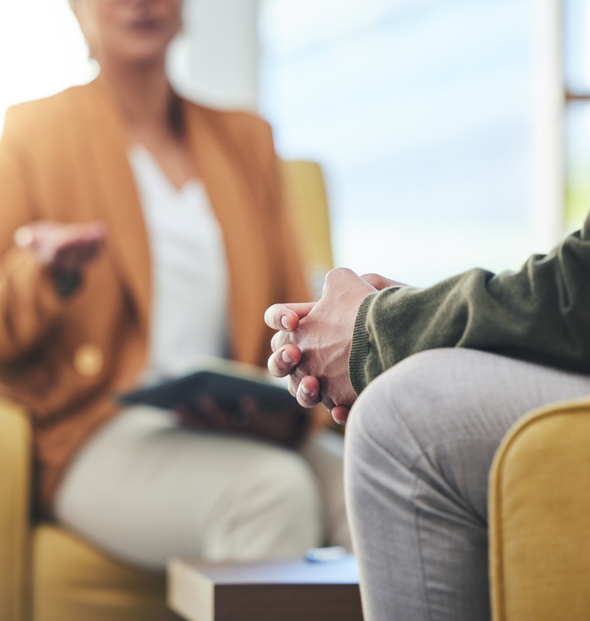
[349,293,377,395]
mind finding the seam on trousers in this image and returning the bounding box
[413,472,435,621]
[364,415,482,620]
[384,390,442,478]
[419,433,506,527]
[362,419,440,621]
[362,389,484,620]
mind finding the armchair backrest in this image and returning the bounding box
[281,160,334,299]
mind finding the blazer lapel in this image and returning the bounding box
[72,81,272,367]
[185,104,272,365]
[80,77,152,336]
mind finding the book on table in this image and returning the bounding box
[167,554,363,621]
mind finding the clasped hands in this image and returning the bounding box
[265,268,402,424]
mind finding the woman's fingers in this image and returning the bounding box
[14,220,107,271]
[53,224,106,271]
[13,225,34,249]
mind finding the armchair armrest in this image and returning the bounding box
[489,397,590,621]
[0,399,31,621]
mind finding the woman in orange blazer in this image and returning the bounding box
[0,0,349,567]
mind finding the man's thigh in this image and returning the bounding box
[345,348,590,621]
[349,348,590,518]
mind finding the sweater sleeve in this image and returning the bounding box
[0,108,72,365]
[349,212,590,394]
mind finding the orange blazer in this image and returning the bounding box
[0,77,309,516]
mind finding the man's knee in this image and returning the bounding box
[345,349,488,493]
[347,350,450,452]
[345,357,421,509]
[347,348,506,450]
[345,348,520,524]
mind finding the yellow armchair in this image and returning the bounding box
[0,400,181,621]
[489,397,590,620]
[0,400,30,621]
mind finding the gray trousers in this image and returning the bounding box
[345,348,590,621]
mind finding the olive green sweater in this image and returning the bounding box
[349,212,590,395]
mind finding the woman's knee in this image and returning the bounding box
[229,447,323,555]
[242,447,321,526]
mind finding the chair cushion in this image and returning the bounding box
[32,524,181,621]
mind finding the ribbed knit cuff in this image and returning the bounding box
[349,293,377,395]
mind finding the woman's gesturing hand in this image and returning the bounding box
[14,220,107,274]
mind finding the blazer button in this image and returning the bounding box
[74,344,104,377]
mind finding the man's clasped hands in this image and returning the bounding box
[265,269,403,425]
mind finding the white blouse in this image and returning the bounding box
[128,145,229,385]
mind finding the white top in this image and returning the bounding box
[128,145,229,384]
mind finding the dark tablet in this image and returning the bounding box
[118,367,295,411]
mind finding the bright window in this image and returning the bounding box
[260,0,559,286]
[563,0,590,230]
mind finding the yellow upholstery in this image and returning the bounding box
[0,399,181,621]
[32,526,178,621]
[0,400,31,621]
[0,160,331,621]
[489,397,590,620]
[281,160,334,297]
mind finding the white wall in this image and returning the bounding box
[0,0,260,133]
[170,0,260,111]
[0,0,95,132]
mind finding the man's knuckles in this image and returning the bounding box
[323,267,358,292]
[270,330,289,352]
[361,273,384,288]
